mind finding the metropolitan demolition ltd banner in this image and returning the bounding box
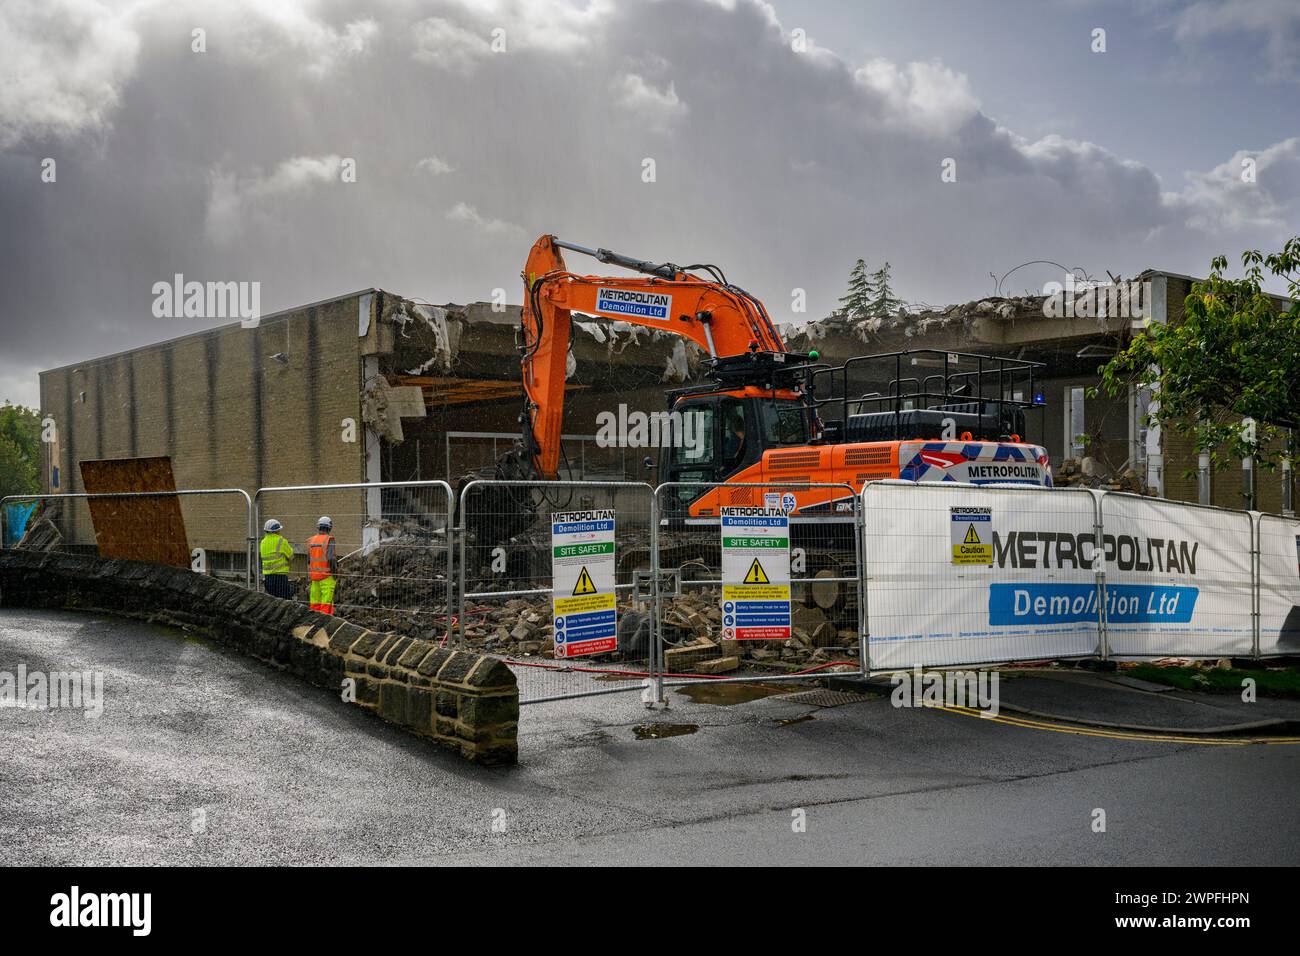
[551,509,617,659]
[720,505,791,641]
[594,287,672,320]
[865,484,1287,668]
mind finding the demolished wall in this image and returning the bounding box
[367,287,1142,484]
[372,294,712,482]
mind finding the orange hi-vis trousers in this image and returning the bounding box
[309,576,336,615]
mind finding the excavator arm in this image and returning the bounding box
[519,234,786,478]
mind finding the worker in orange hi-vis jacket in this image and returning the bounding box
[306,516,339,615]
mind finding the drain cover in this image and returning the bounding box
[777,689,873,708]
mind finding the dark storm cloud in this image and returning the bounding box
[0,0,1295,407]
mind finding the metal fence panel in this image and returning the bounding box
[1255,512,1300,658]
[11,480,1290,689]
[1100,493,1254,659]
[1,490,253,585]
[651,482,864,699]
[457,480,655,704]
[253,481,454,641]
[863,481,1102,669]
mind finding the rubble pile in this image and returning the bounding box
[455,592,860,674]
[333,532,451,637]
[1053,458,1154,494]
[325,527,860,672]
[788,295,1052,348]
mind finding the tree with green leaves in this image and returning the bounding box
[866,261,903,318]
[1098,238,1300,473]
[0,402,42,498]
[837,258,874,321]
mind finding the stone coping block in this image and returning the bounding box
[0,550,517,765]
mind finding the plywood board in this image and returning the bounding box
[80,457,191,568]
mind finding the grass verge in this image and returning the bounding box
[1126,663,1300,699]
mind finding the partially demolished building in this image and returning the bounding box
[35,269,1294,562]
[35,288,713,559]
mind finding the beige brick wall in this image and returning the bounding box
[40,294,369,555]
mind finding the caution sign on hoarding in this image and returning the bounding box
[951,506,993,565]
[552,509,617,658]
[721,505,791,640]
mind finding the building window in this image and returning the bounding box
[1064,386,1086,460]
[1130,386,1151,469]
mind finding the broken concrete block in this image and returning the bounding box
[810,621,839,648]
[792,606,829,633]
[664,642,719,670]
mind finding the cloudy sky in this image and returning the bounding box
[0,0,1296,408]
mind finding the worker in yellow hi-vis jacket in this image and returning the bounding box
[259,519,295,599]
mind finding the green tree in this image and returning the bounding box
[1098,238,1300,472]
[866,261,903,317]
[0,402,42,498]
[837,258,874,321]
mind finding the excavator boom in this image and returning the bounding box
[520,234,785,478]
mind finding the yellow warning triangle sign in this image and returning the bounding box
[964,524,981,544]
[743,558,770,585]
[572,566,597,596]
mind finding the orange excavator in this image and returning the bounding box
[505,234,1051,524]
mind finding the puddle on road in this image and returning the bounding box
[633,722,699,740]
[676,682,799,706]
[771,714,816,727]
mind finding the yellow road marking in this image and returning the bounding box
[926,703,1300,746]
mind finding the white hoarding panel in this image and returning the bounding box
[864,484,1100,669]
[864,484,1263,668]
[1101,495,1253,658]
[1257,514,1300,657]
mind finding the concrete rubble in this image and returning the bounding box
[360,376,426,443]
[455,592,859,674]
[332,528,452,637]
[1053,458,1154,494]
[784,294,1063,350]
[328,529,859,672]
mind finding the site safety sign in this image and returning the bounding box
[720,506,791,640]
[951,506,993,565]
[551,509,617,658]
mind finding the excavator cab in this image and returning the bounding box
[660,391,813,482]
[656,389,816,518]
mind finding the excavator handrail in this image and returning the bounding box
[806,348,1046,442]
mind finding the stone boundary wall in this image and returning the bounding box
[0,550,517,765]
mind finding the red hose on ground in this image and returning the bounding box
[500,656,861,681]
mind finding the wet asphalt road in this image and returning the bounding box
[2,607,1298,866]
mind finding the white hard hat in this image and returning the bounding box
[317,516,333,530]
[264,519,282,533]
